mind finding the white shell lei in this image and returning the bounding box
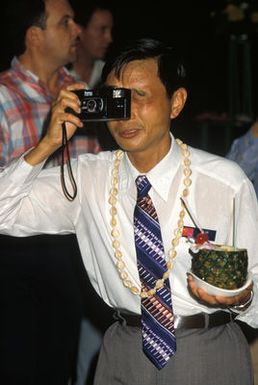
[108,138,192,298]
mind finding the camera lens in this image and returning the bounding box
[86,99,98,113]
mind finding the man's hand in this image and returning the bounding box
[25,83,85,165]
[187,273,253,308]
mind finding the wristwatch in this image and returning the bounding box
[228,289,254,314]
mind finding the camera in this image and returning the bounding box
[67,87,131,122]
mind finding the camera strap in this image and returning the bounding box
[60,123,77,201]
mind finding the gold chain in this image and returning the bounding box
[108,138,192,298]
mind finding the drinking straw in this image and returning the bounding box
[180,197,204,234]
[232,197,235,247]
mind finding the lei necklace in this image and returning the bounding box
[108,138,192,298]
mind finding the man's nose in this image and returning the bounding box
[72,20,82,37]
[105,29,113,44]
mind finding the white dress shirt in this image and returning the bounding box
[1,136,258,327]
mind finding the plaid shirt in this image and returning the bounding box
[0,57,101,167]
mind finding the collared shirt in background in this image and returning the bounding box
[226,128,258,198]
[69,59,105,88]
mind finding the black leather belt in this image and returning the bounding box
[116,311,235,329]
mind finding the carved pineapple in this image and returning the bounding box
[190,245,248,289]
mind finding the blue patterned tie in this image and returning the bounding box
[134,175,176,369]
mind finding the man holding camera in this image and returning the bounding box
[0,0,101,384]
[0,37,257,385]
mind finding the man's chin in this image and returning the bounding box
[115,141,141,153]
[68,50,78,63]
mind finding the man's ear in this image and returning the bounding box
[170,88,187,119]
[25,25,43,49]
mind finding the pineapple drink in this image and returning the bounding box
[190,242,248,290]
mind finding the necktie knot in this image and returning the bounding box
[135,175,151,199]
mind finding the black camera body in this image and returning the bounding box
[68,87,131,122]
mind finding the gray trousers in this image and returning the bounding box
[93,320,253,385]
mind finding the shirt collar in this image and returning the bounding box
[11,57,75,100]
[119,134,182,202]
[11,57,39,83]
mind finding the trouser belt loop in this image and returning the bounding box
[204,313,209,328]
[113,310,128,326]
[229,311,235,322]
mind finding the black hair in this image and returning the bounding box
[71,0,113,28]
[3,0,47,56]
[101,38,187,98]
